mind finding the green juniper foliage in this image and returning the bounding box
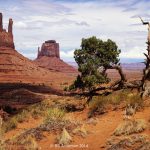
[72,36,121,91]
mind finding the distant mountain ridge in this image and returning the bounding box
[67,62,145,71]
[121,63,144,70]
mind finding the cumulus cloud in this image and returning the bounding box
[60,50,74,60]
[15,21,28,29]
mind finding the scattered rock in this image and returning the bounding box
[114,119,147,136]
[86,118,98,125]
[106,134,150,150]
[73,124,88,137]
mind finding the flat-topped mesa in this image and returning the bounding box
[37,40,60,58]
[0,13,15,49]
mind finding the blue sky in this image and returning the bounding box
[0,0,150,62]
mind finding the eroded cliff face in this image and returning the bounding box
[37,40,59,58]
[0,13,15,49]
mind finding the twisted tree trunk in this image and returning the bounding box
[140,18,150,98]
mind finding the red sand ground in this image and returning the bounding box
[4,106,150,150]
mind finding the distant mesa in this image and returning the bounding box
[35,40,78,73]
[0,13,15,49]
[37,40,60,59]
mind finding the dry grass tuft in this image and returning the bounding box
[58,128,72,146]
[126,93,143,109]
[3,117,18,132]
[73,124,87,137]
[0,117,5,150]
[88,96,108,117]
[15,110,29,123]
[107,134,150,150]
[114,119,147,136]
[88,90,143,118]
[18,135,38,150]
[45,108,66,123]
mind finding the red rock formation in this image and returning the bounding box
[0,13,15,49]
[0,13,3,32]
[35,40,78,74]
[37,40,60,58]
[0,13,75,86]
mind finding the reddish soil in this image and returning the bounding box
[37,106,149,150]
[4,106,150,150]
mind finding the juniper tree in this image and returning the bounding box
[72,36,121,92]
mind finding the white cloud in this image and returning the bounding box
[15,21,27,29]
[120,46,145,59]
[60,50,74,60]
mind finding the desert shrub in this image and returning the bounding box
[73,125,87,137]
[63,86,68,91]
[88,92,124,115]
[68,84,76,91]
[126,93,143,109]
[3,117,17,132]
[45,108,66,123]
[27,100,51,119]
[107,134,150,150]
[16,110,29,123]
[57,128,72,146]
[30,108,43,119]
[109,90,130,105]
[88,96,108,117]
[88,90,143,117]
[0,117,5,150]
[107,90,143,108]
[18,135,38,150]
[89,90,129,108]
[114,119,147,136]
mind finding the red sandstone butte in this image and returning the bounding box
[34,40,78,74]
[38,40,60,58]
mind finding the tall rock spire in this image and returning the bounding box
[0,13,15,49]
[0,13,3,32]
[8,18,13,34]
